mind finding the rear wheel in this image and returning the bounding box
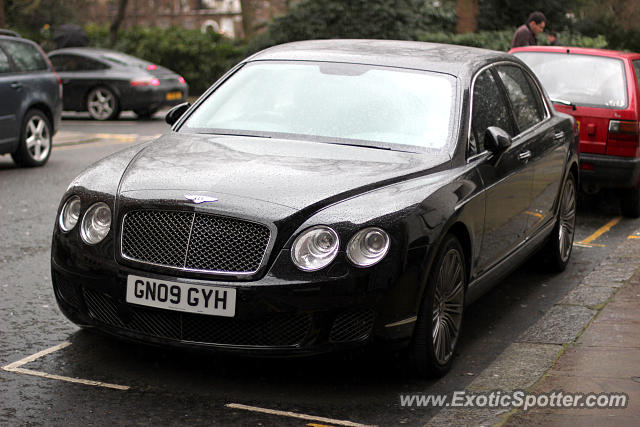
[545,173,577,271]
[411,235,466,378]
[87,86,120,120]
[620,184,640,218]
[11,109,52,167]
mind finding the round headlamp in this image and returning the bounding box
[58,196,81,232]
[346,227,390,267]
[291,226,339,271]
[80,202,111,245]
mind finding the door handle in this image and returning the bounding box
[553,131,565,141]
[10,82,22,90]
[518,150,532,161]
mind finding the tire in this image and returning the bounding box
[411,234,466,378]
[86,86,120,120]
[134,108,159,119]
[11,109,52,167]
[620,184,640,218]
[545,173,577,272]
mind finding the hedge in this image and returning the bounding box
[85,24,245,95]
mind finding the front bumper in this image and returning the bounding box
[580,153,640,189]
[51,252,414,355]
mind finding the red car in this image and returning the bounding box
[511,46,640,217]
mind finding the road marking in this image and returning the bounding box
[578,216,622,245]
[2,342,130,391]
[573,242,606,248]
[225,403,374,427]
[628,235,640,239]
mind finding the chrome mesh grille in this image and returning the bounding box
[121,210,270,274]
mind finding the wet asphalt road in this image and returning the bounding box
[1,114,638,426]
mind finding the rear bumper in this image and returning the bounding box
[579,153,640,189]
[120,85,189,112]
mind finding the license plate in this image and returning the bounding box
[126,275,236,317]
[165,91,182,101]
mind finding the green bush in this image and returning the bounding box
[250,0,456,52]
[85,24,246,95]
[417,29,608,52]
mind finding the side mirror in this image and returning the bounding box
[485,126,512,152]
[165,102,190,125]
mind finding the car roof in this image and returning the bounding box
[510,45,640,60]
[247,39,515,77]
[48,47,126,57]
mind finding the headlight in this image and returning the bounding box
[291,226,339,271]
[58,196,81,232]
[346,227,390,267]
[80,202,111,245]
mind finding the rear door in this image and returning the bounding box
[495,64,567,235]
[0,44,20,150]
[470,67,534,275]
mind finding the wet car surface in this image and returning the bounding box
[51,40,578,378]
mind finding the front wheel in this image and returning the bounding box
[86,86,120,120]
[546,173,577,272]
[11,109,52,167]
[411,234,466,378]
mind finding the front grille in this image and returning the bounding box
[329,308,376,343]
[83,288,311,347]
[121,210,271,274]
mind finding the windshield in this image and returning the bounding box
[514,52,627,109]
[181,61,455,151]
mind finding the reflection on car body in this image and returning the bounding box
[48,47,188,120]
[51,40,578,378]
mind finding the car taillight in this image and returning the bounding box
[146,64,158,71]
[178,76,186,84]
[607,120,640,157]
[130,78,161,87]
[54,71,63,99]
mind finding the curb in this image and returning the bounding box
[426,231,640,426]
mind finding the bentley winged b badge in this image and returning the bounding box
[185,194,218,204]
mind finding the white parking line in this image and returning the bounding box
[225,403,375,427]
[2,342,130,391]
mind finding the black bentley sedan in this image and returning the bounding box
[51,40,578,378]
[48,47,188,120]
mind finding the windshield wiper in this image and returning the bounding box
[200,131,271,138]
[551,98,577,111]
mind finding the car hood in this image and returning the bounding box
[118,132,450,211]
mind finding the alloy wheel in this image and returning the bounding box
[558,176,576,263]
[432,248,465,365]
[25,114,51,162]
[88,88,115,120]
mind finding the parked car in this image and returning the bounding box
[51,40,578,378]
[48,47,188,120]
[0,34,62,167]
[511,46,640,217]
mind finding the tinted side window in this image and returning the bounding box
[50,54,107,72]
[0,48,11,73]
[633,60,640,93]
[0,40,47,72]
[497,65,544,132]
[470,69,515,155]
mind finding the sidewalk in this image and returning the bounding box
[427,231,640,426]
[505,265,640,425]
